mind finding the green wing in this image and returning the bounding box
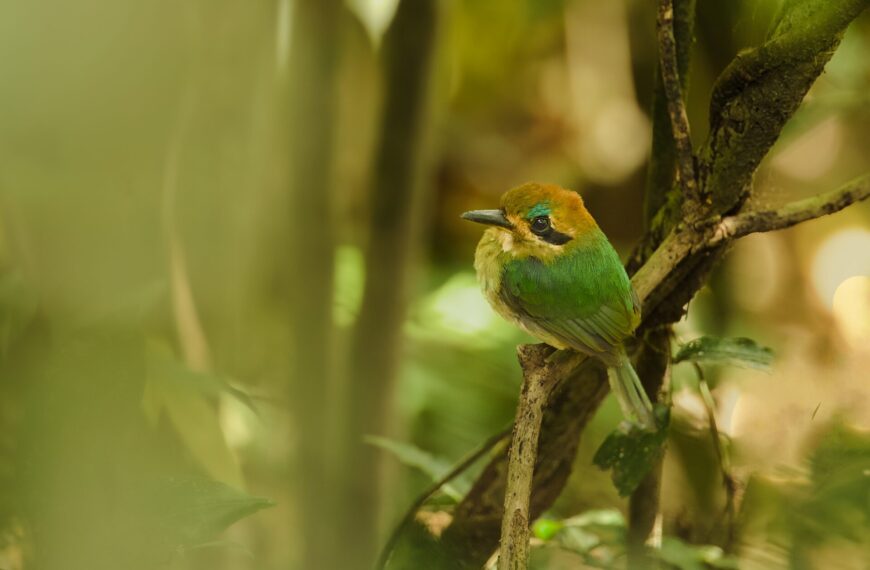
[500,235,639,358]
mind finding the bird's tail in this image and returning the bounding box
[607,347,656,430]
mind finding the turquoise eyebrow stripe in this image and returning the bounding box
[527,202,551,219]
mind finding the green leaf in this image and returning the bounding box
[593,405,670,496]
[532,518,563,541]
[144,341,244,487]
[674,336,774,371]
[364,436,464,500]
[146,476,274,552]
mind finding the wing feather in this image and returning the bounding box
[499,238,639,358]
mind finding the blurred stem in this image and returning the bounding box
[284,0,343,568]
[161,87,213,373]
[627,328,671,567]
[343,1,440,568]
[692,363,736,551]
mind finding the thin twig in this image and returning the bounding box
[656,0,698,206]
[711,173,870,244]
[498,346,559,570]
[376,426,512,570]
[634,173,870,310]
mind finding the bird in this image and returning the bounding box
[461,182,656,430]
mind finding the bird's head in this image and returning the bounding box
[461,182,597,260]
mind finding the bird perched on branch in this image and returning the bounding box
[462,182,656,430]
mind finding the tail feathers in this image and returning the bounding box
[606,350,656,430]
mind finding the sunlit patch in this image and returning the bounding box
[810,228,870,309]
[832,276,870,348]
[563,0,650,184]
[346,0,401,46]
[771,117,842,180]
[333,246,365,326]
[730,233,783,312]
[220,393,256,450]
[424,273,500,336]
[275,0,293,73]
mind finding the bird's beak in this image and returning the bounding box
[460,209,513,229]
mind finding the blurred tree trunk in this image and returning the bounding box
[284,0,343,568]
[342,1,441,568]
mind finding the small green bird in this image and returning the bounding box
[462,182,655,430]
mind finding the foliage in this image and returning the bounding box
[530,509,738,570]
[673,336,774,371]
[593,405,671,496]
[365,436,469,501]
[143,476,274,559]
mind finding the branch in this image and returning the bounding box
[644,0,696,226]
[442,354,606,566]
[656,0,698,208]
[497,346,561,570]
[710,174,870,244]
[700,0,869,214]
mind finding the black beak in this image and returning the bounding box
[460,209,512,229]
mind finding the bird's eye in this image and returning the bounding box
[530,216,551,234]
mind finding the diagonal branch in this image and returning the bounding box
[710,174,870,244]
[656,0,698,208]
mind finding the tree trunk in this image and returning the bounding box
[285,1,343,568]
[341,1,441,568]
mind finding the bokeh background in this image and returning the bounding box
[0,1,868,569]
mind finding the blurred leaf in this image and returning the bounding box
[795,421,870,544]
[0,271,38,358]
[657,536,737,570]
[384,519,457,570]
[557,526,600,554]
[533,509,627,568]
[562,509,625,529]
[593,405,669,496]
[147,476,273,553]
[561,509,626,548]
[144,342,244,487]
[673,336,774,371]
[532,518,563,541]
[364,436,464,500]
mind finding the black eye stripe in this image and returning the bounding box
[527,215,571,245]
